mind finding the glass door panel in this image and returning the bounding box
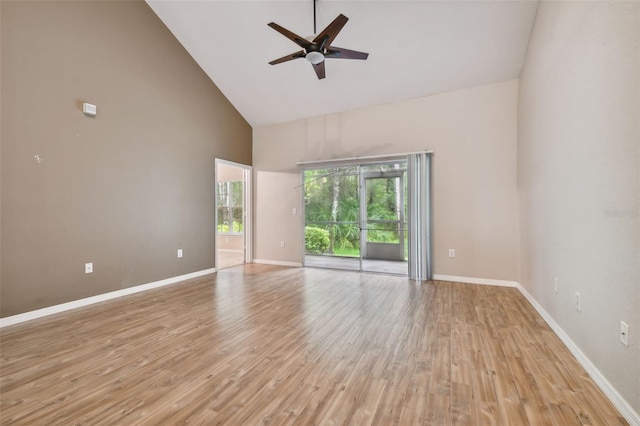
[361,164,408,274]
[304,167,361,271]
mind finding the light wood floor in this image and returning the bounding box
[0,265,627,425]
[217,250,245,270]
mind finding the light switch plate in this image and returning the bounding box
[620,321,629,347]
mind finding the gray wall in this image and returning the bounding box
[1,0,252,316]
[518,1,639,414]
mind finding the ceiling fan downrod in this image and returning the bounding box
[313,0,317,35]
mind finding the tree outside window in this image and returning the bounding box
[217,181,243,234]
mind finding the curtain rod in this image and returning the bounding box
[296,150,434,167]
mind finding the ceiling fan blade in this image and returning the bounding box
[269,50,306,65]
[312,61,326,80]
[268,22,312,49]
[325,46,369,60]
[313,14,348,49]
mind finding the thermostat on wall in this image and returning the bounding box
[82,102,97,116]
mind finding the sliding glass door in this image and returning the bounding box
[303,160,409,275]
[302,153,432,279]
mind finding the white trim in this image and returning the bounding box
[0,268,216,328]
[432,274,518,287]
[253,259,303,268]
[516,283,640,426]
[218,249,244,254]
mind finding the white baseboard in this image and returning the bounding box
[0,268,216,329]
[218,249,244,253]
[253,259,303,268]
[432,274,518,287]
[516,283,640,426]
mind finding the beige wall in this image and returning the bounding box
[0,0,252,316]
[253,80,519,280]
[217,162,245,182]
[217,235,244,251]
[518,1,640,414]
[254,171,303,265]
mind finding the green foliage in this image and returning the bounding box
[218,181,244,234]
[305,169,361,252]
[305,226,330,254]
[333,246,360,257]
[217,221,243,233]
[333,224,360,250]
[304,164,408,251]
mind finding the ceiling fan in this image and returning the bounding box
[267,2,369,80]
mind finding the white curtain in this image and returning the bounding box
[407,153,433,280]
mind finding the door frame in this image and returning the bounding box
[214,158,252,270]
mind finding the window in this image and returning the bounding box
[217,181,243,234]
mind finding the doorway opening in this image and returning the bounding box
[215,159,252,270]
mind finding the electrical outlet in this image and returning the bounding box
[177,249,183,258]
[280,240,285,248]
[554,277,559,293]
[448,249,455,258]
[620,321,629,347]
[85,262,93,274]
[575,292,581,312]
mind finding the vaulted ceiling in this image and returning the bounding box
[147,1,539,127]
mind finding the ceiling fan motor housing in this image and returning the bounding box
[306,50,325,64]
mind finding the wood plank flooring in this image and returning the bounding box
[0,264,627,425]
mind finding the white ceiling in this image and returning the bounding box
[147,1,539,127]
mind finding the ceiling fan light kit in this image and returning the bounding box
[305,51,325,65]
[267,1,368,80]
